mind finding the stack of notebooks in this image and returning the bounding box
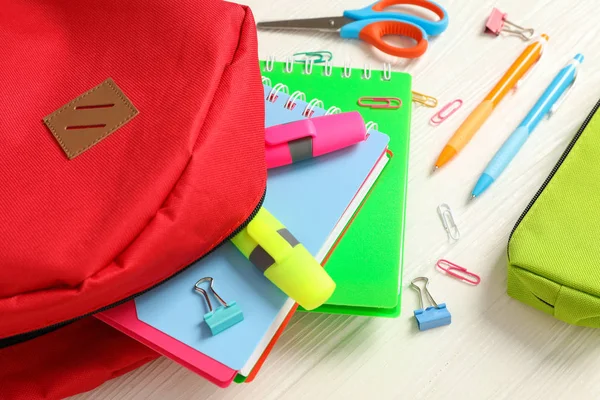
[97,60,412,386]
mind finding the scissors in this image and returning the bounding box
[257,0,449,58]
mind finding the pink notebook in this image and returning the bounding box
[98,301,237,387]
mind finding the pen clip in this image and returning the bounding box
[514,36,547,91]
[549,60,582,117]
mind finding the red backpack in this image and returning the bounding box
[0,1,265,398]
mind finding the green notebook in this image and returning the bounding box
[260,61,412,317]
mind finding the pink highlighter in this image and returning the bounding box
[265,111,367,169]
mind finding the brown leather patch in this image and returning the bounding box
[43,78,138,159]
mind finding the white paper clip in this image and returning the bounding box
[437,203,460,242]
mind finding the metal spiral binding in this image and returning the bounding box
[304,98,324,118]
[342,61,352,78]
[383,63,392,81]
[285,56,294,73]
[325,105,341,115]
[365,121,379,134]
[263,55,394,81]
[261,60,383,132]
[363,63,372,80]
[265,55,275,72]
[263,80,322,118]
[285,90,306,110]
[266,82,289,102]
[324,59,333,77]
[304,58,314,75]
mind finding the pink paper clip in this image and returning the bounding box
[485,8,534,41]
[430,99,463,126]
[358,97,402,110]
[436,259,481,285]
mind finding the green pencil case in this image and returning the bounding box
[508,100,600,327]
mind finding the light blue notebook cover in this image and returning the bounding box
[134,85,389,371]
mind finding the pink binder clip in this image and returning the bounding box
[430,99,463,126]
[485,8,534,41]
[436,259,481,285]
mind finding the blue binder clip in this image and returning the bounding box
[194,277,244,335]
[411,277,451,331]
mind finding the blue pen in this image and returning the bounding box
[472,54,584,198]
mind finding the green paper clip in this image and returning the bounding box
[194,277,243,335]
[292,51,333,64]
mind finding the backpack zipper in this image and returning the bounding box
[508,99,600,246]
[0,189,266,349]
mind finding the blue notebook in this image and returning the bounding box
[126,85,389,378]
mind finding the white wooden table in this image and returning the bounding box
[76,1,600,398]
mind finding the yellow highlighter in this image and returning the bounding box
[434,34,549,170]
[231,207,335,310]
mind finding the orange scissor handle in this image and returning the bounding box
[371,0,446,21]
[358,21,428,58]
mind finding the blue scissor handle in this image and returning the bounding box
[343,0,449,37]
[340,18,427,40]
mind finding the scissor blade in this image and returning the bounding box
[257,16,352,32]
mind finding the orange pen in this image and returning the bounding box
[434,34,549,170]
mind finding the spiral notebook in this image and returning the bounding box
[260,59,412,318]
[98,84,391,387]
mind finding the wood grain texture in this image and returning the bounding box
[73,1,600,399]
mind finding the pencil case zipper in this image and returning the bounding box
[508,98,600,249]
[0,189,266,349]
